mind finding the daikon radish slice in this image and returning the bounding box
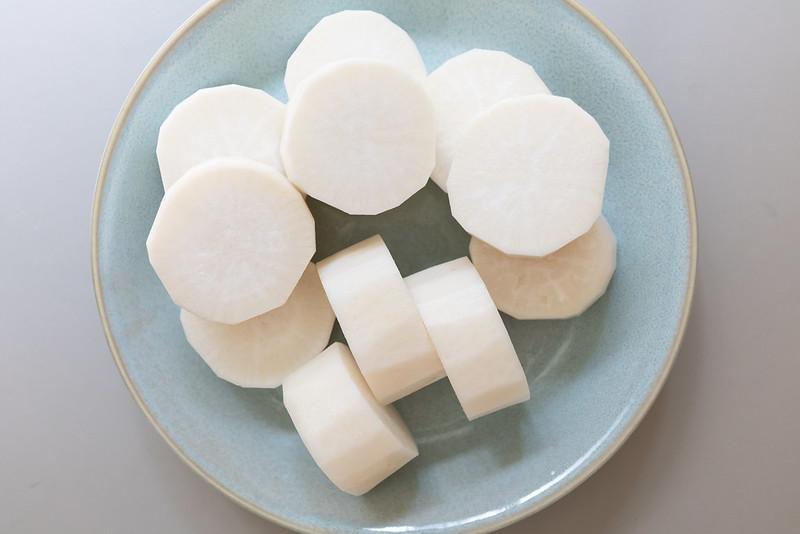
[317,235,443,404]
[179,263,335,387]
[284,10,426,98]
[283,342,418,496]
[426,49,550,191]
[281,59,436,215]
[470,216,617,320]
[146,158,315,324]
[448,94,609,257]
[156,84,285,190]
[405,257,529,421]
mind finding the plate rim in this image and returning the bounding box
[90,1,698,532]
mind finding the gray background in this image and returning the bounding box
[1,0,798,532]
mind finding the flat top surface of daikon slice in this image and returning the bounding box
[180,263,334,388]
[146,158,315,324]
[281,59,436,215]
[426,49,550,191]
[157,84,285,190]
[284,10,426,98]
[471,216,617,320]
[448,94,609,257]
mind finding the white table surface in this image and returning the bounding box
[2,1,799,532]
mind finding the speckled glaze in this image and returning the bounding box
[91,1,696,533]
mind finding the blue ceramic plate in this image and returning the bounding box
[92,1,696,532]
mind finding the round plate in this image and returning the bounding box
[92,1,697,532]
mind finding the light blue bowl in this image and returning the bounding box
[92,1,697,532]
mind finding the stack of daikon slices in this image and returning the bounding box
[145,9,617,497]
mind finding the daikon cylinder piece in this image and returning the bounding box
[180,263,335,387]
[156,84,285,190]
[147,158,315,324]
[281,59,436,215]
[426,49,550,191]
[317,235,443,404]
[405,257,530,421]
[283,342,419,496]
[284,10,426,98]
[470,216,617,320]
[448,94,610,257]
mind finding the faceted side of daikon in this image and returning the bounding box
[283,343,418,495]
[156,84,285,190]
[180,263,335,388]
[426,49,550,191]
[317,235,444,404]
[284,10,426,98]
[448,94,609,257]
[405,257,530,420]
[470,216,617,320]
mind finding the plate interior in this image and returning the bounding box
[96,1,693,532]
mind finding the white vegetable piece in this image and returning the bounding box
[147,158,315,324]
[448,94,610,257]
[156,84,285,190]
[284,10,426,98]
[317,235,443,404]
[281,59,436,215]
[470,216,617,320]
[283,342,419,496]
[426,49,550,191]
[405,257,530,421]
[180,263,335,387]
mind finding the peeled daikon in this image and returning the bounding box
[283,342,418,496]
[317,235,443,404]
[448,94,610,257]
[146,158,315,325]
[284,10,426,98]
[179,263,334,387]
[426,49,550,191]
[405,257,530,421]
[156,84,285,190]
[281,59,436,215]
[470,216,617,320]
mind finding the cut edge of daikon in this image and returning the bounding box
[405,257,530,421]
[282,342,419,495]
[316,235,443,404]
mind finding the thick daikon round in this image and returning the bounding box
[281,60,436,215]
[426,49,550,191]
[283,343,418,496]
[156,84,285,190]
[405,257,530,421]
[470,216,617,320]
[317,235,443,404]
[448,94,610,257]
[284,10,426,98]
[179,263,334,387]
[146,158,315,324]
